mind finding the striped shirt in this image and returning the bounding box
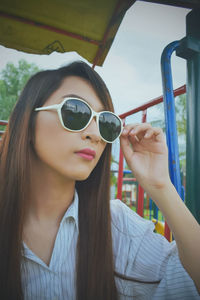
[21,191,200,299]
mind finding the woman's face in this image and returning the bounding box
[33,76,107,181]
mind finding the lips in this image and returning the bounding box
[75,148,96,161]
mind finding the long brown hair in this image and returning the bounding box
[0,61,118,300]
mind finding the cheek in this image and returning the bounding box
[33,113,70,168]
[35,116,60,155]
[33,126,78,179]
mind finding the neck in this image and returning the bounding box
[25,157,76,226]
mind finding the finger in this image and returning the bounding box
[121,124,148,140]
[152,127,165,142]
[128,124,154,141]
[128,124,164,140]
[144,128,156,139]
[122,124,165,145]
[122,123,140,136]
[120,134,135,163]
[127,133,140,145]
[128,123,152,136]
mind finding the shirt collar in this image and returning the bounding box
[22,190,79,261]
[60,189,79,233]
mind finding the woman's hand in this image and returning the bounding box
[120,123,171,193]
[121,123,200,291]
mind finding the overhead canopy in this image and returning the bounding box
[0,0,135,66]
[140,0,200,9]
[0,0,199,67]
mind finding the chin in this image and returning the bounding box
[66,167,92,181]
[75,172,91,181]
[61,163,96,181]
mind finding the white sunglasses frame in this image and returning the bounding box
[35,97,123,143]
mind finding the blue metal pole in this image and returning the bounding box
[155,206,158,220]
[161,41,182,199]
[149,198,152,220]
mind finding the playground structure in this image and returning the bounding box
[116,84,186,241]
[121,177,137,208]
[0,1,200,241]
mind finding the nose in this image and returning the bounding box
[81,117,101,143]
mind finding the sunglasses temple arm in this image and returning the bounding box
[35,105,60,111]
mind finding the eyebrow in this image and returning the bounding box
[62,94,86,101]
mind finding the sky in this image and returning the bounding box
[0,1,189,160]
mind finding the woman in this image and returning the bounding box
[0,61,199,300]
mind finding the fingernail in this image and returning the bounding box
[123,128,127,134]
[135,135,139,142]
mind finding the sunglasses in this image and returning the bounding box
[35,97,123,143]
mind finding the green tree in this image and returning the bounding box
[0,59,40,121]
[175,94,186,138]
[175,94,186,173]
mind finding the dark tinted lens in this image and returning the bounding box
[99,112,121,142]
[61,99,91,130]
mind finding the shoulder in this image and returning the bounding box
[110,200,200,298]
[110,199,155,238]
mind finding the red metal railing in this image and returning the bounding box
[0,120,8,137]
[0,120,8,126]
[117,84,186,241]
[119,85,186,119]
